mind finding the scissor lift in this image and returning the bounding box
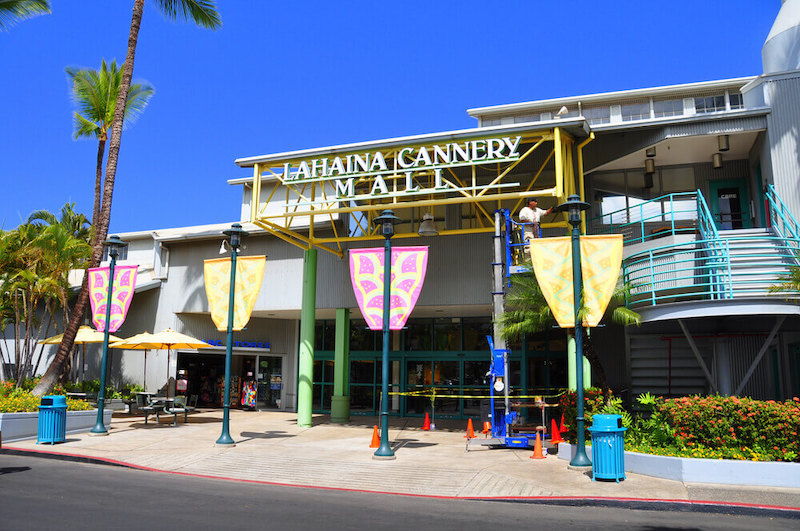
[501,209,539,279]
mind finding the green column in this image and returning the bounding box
[331,308,351,423]
[567,332,591,391]
[297,248,317,428]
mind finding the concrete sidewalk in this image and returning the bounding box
[3,409,800,510]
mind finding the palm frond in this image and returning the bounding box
[0,0,50,30]
[156,0,221,29]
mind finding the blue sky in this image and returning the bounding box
[0,1,779,233]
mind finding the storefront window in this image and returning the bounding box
[407,360,432,386]
[462,317,492,351]
[350,360,375,384]
[350,386,374,411]
[405,319,432,351]
[434,361,459,386]
[350,320,377,351]
[434,318,460,351]
[463,360,489,386]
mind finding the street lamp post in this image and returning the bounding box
[216,223,248,446]
[554,195,592,467]
[372,209,401,460]
[90,235,127,435]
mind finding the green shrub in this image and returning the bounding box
[558,387,607,442]
[0,383,93,413]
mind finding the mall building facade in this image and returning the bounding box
[48,2,800,419]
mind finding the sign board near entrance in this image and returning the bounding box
[204,339,271,350]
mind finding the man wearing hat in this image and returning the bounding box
[519,198,553,243]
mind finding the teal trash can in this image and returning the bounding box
[37,395,67,444]
[588,414,626,482]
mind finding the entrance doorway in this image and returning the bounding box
[256,355,283,409]
[710,179,751,230]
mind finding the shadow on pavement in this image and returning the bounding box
[238,431,292,442]
[0,466,31,475]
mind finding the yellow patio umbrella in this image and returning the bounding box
[110,328,212,398]
[41,325,123,382]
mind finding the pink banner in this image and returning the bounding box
[88,265,138,332]
[349,246,428,331]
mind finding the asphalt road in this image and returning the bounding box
[0,454,796,531]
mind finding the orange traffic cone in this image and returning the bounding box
[464,418,476,439]
[550,419,564,445]
[560,414,566,434]
[422,412,431,431]
[530,432,546,459]
[482,421,492,437]
[369,425,380,448]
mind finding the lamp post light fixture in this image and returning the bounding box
[90,235,127,435]
[553,195,592,468]
[372,209,402,459]
[216,223,249,446]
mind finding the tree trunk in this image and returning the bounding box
[32,0,145,397]
[92,138,106,225]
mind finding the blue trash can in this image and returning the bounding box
[37,395,67,444]
[588,414,626,482]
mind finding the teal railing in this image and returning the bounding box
[623,235,800,307]
[766,184,800,261]
[590,191,700,244]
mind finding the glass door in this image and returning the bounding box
[709,179,751,229]
[256,355,283,409]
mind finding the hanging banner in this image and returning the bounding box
[88,265,138,332]
[204,256,266,331]
[580,234,624,327]
[349,246,428,331]
[529,235,622,328]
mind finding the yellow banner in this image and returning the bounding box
[580,234,623,327]
[529,235,622,328]
[204,256,266,331]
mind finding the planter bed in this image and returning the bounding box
[0,409,113,443]
[558,442,800,488]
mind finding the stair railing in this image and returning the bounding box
[766,184,800,263]
[696,190,731,299]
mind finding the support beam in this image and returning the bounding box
[331,308,351,424]
[678,319,719,393]
[297,249,317,427]
[734,315,785,395]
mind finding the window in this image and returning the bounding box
[482,118,501,127]
[729,93,743,109]
[653,99,683,118]
[621,102,650,121]
[695,95,726,113]
[513,114,538,124]
[582,106,610,125]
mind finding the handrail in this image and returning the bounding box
[766,184,800,238]
[589,191,699,244]
[623,235,800,307]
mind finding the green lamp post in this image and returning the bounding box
[216,223,248,446]
[372,209,401,460]
[553,195,592,468]
[90,235,127,435]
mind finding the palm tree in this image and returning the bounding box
[499,262,641,400]
[0,0,49,30]
[33,0,221,396]
[66,60,154,225]
[28,202,92,242]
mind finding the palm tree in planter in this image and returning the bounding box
[33,0,221,396]
[499,261,641,401]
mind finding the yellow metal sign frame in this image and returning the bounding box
[247,126,592,257]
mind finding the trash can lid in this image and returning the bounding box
[591,414,623,430]
[45,395,67,407]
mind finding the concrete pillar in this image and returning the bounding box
[297,248,317,427]
[331,308,350,423]
[567,332,591,391]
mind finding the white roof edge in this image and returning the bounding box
[233,118,590,169]
[114,221,263,242]
[466,76,758,117]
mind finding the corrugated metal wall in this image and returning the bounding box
[763,74,800,221]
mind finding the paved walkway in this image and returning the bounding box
[4,409,800,510]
